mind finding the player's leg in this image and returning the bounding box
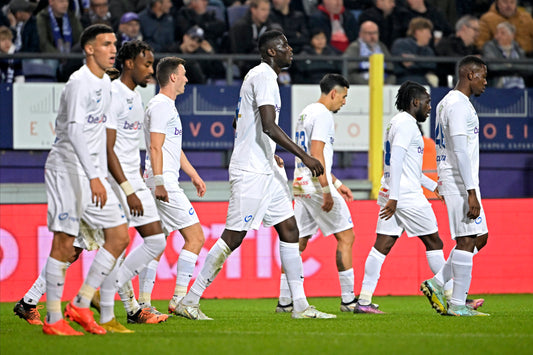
[138,257,160,310]
[355,233,396,314]
[333,229,356,312]
[276,236,309,313]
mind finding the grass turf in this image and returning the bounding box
[2,295,533,354]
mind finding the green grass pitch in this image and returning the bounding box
[2,295,532,354]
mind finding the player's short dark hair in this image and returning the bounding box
[258,30,284,53]
[395,80,427,112]
[320,74,349,94]
[456,55,487,75]
[80,24,114,50]
[116,40,153,69]
[156,56,186,87]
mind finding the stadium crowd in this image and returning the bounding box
[1,0,532,85]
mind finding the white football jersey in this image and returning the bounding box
[106,80,144,178]
[435,90,480,194]
[293,102,335,194]
[378,111,429,208]
[143,93,182,191]
[230,62,281,175]
[45,65,111,179]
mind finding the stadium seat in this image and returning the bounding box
[207,5,225,23]
[22,61,57,82]
[227,5,249,27]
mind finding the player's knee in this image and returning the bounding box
[143,233,167,258]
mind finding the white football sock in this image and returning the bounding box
[338,268,355,304]
[279,241,308,313]
[138,259,158,307]
[434,246,455,287]
[116,233,166,288]
[425,249,445,275]
[175,249,198,296]
[99,251,124,324]
[45,257,68,324]
[118,280,141,316]
[358,247,386,305]
[183,238,231,306]
[449,250,473,306]
[74,247,116,308]
[24,266,47,306]
[278,273,292,305]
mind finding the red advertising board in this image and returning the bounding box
[1,199,532,302]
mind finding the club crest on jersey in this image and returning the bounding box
[95,89,102,103]
[127,98,134,110]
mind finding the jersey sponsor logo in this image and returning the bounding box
[87,114,107,124]
[417,146,424,154]
[474,127,479,134]
[174,127,183,136]
[475,216,482,224]
[275,104,281,113]
[244,214,253,222]
[123,120,142,131]
[330,137,334,144]
[189,207,195,215]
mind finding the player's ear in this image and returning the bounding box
[267,47,276,57]
[468,71,474,80]
[125,58,134,70]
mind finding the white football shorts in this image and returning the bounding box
[225,167,294,231]
[109,174,160,228]
[443,189,488,239]
[45,169,127,237]
[152,187,199,236]
[294,190,353,238]
[376,204,438,237]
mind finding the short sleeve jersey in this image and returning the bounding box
[293,102,335,194]
[378,111,429,208]
[435,90,480,194]
[45,65,111,179]
[143,93,182,191]
[106,80,144,178]
[230,62,281,174]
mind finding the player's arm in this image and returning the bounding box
[258,105,323,177]
[310,140,333,212]
[180,150,206,197]
[149,132,169,202]
[451,134,479,219]
[380,145,407,220]
[106,128,144,216]
[331,173,353,202]
[420,174,443,201]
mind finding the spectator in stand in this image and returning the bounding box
[358,0,402,49]
[7,0,40,53]
[435,15,481,87]
[426,0,457,28]
[0,25,24,83]
[308,0,358,53]
[269,0,309,54]
[173,25,225,83]
[36,0,83,53]
[174,0,227,51]
[116,12,142,48]
[476,0,533,57]
[228,0,280,76]
[344,20,395,85]
[139,0,175,52]
[293,28,341,84]
[108,0,150,23]
[391,17,438,86]
[482,21,532,88]
[80,0,113,29]
[395,0,453,47]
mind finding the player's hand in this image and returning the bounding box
[274,155,284,168]
[90,177,107,209]
[338,184,353,202]
[155,185,169,203]
[126,193,144,217]
[433,186,445,202]
[467,190,480,220]
[301,155,323,177]
[321,192,334,212]
[379,199,397,220]
[192,176,206,197]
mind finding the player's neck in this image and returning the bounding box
[86,59,106,79]
[159,86,177,101]
[120,75,137,91]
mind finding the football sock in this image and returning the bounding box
[99,251,124,324]
[74,247,116,308]
[45,257,68,324]
[425,249,445,275]
[24,266,47,306]
[183,238,231,306]
[116,233,165,288]
[138,259,158,306]
[175,249,198,296]
[450,250,473,306]
[279,241,308,313]
[278,273,292,305]
[434,246,455,287]
[358,247,386,306]
[338,268,355,304]
[118,280,141,316]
